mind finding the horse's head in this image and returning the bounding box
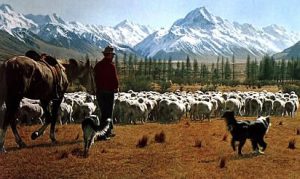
[61,58,94,93]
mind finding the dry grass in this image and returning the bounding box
[169,84,280,93]
[1,114,300,178]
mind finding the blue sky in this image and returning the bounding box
[1,0,300,31]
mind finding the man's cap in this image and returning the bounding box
[102,45,115,54]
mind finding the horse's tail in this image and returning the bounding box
[0,62,7,107]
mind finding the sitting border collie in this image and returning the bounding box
[221,111,271,155]
[81,115,111,156]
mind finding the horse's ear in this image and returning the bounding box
[69,58,78,68]
[85,58,90,67]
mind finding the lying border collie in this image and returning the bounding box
[81,115,111,156]
[221,111,271,155]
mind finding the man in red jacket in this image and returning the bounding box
[94,45,118,140]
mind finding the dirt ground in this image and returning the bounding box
[1,114,300,178]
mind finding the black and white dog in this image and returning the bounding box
[81,115,111,156]
[221,111,271,155]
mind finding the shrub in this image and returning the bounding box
[281,84,300,96]
[121,76,152,92]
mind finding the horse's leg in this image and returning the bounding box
[31,101,51,140]
[50,98,63,143]
[0,111,10,153]
[6,98,28,148]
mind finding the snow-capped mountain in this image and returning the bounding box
[0,4,37,35]
[0,4,155,55]
[25,13,67,27]
[23,11,154,50]
[1,3,299,60]
[135,7,300,59]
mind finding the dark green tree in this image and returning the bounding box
[245,54,251,81]
[221,56,224,80]
[224,58,231,80]
[167,57,173,80]
[232,54,235,81]
[193,59,199,80]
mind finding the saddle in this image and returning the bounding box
[25,50,64,99]
[39,55,63,99]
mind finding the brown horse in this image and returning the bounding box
[0,54,92,153]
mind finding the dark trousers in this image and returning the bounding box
[96,91,115,130]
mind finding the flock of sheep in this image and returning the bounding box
[13,89,299,126]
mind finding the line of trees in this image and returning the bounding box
[110,53,300,91]
[245,55,300,83]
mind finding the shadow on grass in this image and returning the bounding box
[229,152,263,160]
[199,152,262,164]
[6,139,83,152]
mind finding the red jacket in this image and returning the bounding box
[94,58,118,92]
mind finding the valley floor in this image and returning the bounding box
[0,115,300,178]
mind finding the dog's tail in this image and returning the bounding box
[82,117,112,136]
[81,117,112,157]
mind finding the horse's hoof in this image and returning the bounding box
[31,131,39,140]
[51,140,58,145]
[18,141,27,148]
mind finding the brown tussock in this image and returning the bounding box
[75,133,80,140]
[194,139,202,148]
[154,131,166,143]
[222,133,228,141]
[58,151,69,160]
[288,138,296,149]
[219,156,227,169]
[136,135,148,148]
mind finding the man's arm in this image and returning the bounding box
[111,64,119,92]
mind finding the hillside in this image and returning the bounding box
[0,30,102,61]
[273,41,300,59]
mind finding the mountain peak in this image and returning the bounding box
[264,24,286,32]
[0,4,13,12]
[173,6,218,28]
[114,19,137,29]
[46,13,66,25]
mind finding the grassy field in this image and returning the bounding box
[0,113,299,178]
